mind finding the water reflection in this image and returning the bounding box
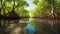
[30,18,60,34]
[0,18,60,34]
[25,18,35,34]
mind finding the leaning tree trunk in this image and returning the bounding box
[0,0,2,16]
[3,1,6,18]
[12,0,15,11]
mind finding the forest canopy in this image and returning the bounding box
[0,0,29,17]
[30,0,60,17]
[0,0,60,17]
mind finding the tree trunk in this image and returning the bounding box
[13,0,15,11]
[0,0,2,16]
[51,0,54,15]
[3,1,6,17]
[50,0,56,34]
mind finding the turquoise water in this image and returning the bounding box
[25,19,36,34]
[26,25,35,34]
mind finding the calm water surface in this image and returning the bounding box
[0,18,60,34]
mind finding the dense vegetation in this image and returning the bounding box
[30,0,60,17]
[0,0,60,17]
[0,0,29,17]
[0,0,60,34]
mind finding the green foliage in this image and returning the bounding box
[0,0,29,17]
[32,0,40,5]
[30,0,51,17]
[30,0,60,17]
[15,7,29,17]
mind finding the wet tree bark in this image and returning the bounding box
[50,0,59,34]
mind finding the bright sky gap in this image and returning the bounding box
[25,0,36,10]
